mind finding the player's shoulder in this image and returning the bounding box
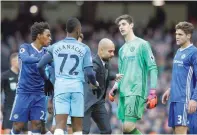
[51,39,64,47]
[190,45,197,51]
[136,37,149,45]
[77,41,90,51]
[189,45,197,55]
[136,37,151,51]
[19,43,31,52]
[20,43,31,48]
[18,43,32,53]
[119,45,124,52]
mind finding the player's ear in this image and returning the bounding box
[130,23,134,29]
[37,34,42,40]
[187,34,191,40]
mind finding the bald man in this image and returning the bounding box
[83,38,123,134]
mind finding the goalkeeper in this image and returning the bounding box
[109,14,158,134]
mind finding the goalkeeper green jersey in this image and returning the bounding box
[118,37,158,99]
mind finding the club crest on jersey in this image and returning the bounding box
[14,114,19,119]
[20,48,25,53]
[130,47,135,52]
[181,54,186,59]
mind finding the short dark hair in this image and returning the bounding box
[175,21,194,35]
[31,22,50,41]
[115,14,133,25]
[66,17,81,33]
[10,53,18,62]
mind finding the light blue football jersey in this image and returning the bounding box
[48,37,93,93]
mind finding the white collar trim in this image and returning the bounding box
[31,43,43,53]
[179,44,193,51]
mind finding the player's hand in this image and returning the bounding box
[78,33,84,42]
[48,99,53,114]
[109,88,117,102]
[162,88,170,104]
[115,74,124,82]
[92,81,101,99]
[90,81,99,89]
[44,79,54,96]
[92,88,102,99]
[188,100,197,114]
[146,89,157,109]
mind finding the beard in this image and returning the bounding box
[102,57,111,62]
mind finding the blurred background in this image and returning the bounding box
[1,1,197,134]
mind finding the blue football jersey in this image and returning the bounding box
[48,37,93,84]
[170,45,197,103]
[17,43,46,94]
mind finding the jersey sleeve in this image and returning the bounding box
[83,46,93,68]
[19,44,40,64]
[191,51,197,101]
[142,42,158,89]
[37,53,53,80]
[45,66,55,85]
[117,48,123,90]
[142,42,157,70]
[47,45,54,56]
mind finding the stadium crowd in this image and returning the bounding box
[1,13,197,134]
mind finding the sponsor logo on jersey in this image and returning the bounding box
[174,60,183,64]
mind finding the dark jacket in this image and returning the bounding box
[84,55,116,111]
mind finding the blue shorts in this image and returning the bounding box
[168,102,189,127]
[54,92,84,117]
[10,94,46,122]
[52,115,72,126]
[188,112,197,134]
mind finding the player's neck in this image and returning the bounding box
[180,41,191,49]
[125,31,136,42]
[67,33,77,40]
[33,41,43,51]
[11,67,18,74]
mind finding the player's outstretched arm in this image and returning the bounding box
[19,44,40,64]
[37,53,54,96]
[84,66,98,88]
[37,53,53,80]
